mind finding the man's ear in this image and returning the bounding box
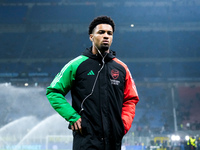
[89,34,93,42]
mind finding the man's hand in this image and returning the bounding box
[71,118,82,134]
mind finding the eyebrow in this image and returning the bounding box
[97,30,113,33]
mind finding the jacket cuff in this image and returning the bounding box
[124,129,128,135]
[69,114,81,125]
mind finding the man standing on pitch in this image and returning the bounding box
[46,16,139,150]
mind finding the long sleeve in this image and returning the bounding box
[121,67,139,134]
[46,56,88,125]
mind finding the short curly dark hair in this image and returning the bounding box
[88,16,115,35]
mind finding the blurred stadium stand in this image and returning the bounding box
[0,0,200,134]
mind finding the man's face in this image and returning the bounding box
[91,24,113,52]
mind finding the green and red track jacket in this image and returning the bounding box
[46,47,139,147]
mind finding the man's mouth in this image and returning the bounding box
[102,41,109,44]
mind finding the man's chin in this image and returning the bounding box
[100,45,109,51]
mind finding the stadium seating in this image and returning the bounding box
[134,86,172,129]
[4,0,61,3]
[177,86,200,130]
[97,5,200,24]
[0,33,28,58]
[1,29,200,80]
[29,5,95,24]
[0,6,28,24]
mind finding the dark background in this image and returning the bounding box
[0,0,200,138]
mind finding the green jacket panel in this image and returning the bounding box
[46,55,88,125]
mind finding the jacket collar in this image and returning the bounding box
[82,47,116,62]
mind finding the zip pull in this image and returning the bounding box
[79,108,84,114]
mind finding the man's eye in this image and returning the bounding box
[108,32,113,35]
[99,31,105,34]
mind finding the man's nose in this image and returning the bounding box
[103,33,109,38]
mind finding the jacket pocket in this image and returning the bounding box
[80,112,93,136]
[112,118,125,142]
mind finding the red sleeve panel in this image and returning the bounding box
[113,58,139,134]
